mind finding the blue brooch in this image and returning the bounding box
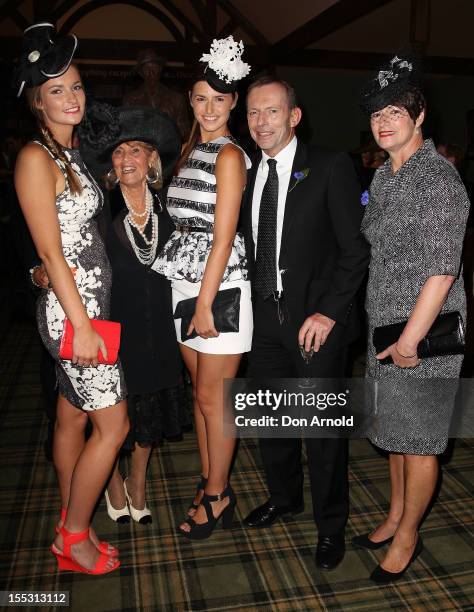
[289,167,310,192]
[361,190,369,206]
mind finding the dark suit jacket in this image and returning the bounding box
[241,140,370,348]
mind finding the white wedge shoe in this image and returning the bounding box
[124,478,152,524]
[105,489,131,523]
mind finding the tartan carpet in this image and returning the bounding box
[0,321,473,612]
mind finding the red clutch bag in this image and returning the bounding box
[59,318,121,365]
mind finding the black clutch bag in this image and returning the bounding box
[373,311,465,364]
[173,287,241,342]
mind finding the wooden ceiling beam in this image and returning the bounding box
[410,0,431,54]
[218,18,237,38]
[52,0,80,21]
[155,0,206,43]
[58,0,185,41]
[189,0,207,30]
[273,0,394,59]
[33,0,57,22]
[9,8,29,30]
[216,0,269,47]
[1,36,473,76]
[276,48,474,76]
[206,0,217,37]
[0,0,26,22]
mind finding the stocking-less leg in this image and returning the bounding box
[379,454,437,572]
[180,351,241,532]
[368,453,405,542]
[54,400,128,570]
[180,345,209,513]
[53,394,88,508]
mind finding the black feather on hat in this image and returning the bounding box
[13,22,78,97]
[360,54,423,114]
[79,104,181,181]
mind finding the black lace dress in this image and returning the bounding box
[105,186,191,448]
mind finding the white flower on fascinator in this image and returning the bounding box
[200,36,251,84]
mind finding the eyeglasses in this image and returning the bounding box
[370,108,409,123]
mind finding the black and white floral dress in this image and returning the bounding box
[153,136,253,354]
[35,143,126,411]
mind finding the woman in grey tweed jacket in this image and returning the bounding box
[354,56,470,583]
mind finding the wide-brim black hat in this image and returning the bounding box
[360,54,422,114]
[79,104,181,181]
[13,22,77,97]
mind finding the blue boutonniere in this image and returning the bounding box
[289,167,310,192]
[360,189,369,206]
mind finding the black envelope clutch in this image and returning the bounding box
[373,311,465,364]
[173,287,241,342]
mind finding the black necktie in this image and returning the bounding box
[255,158,279,300]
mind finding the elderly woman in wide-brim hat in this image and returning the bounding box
[353,55,470,583]
[79,104,187,524]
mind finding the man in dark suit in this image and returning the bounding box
[242,76,369,570]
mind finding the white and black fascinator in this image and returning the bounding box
[361,54,422,114]
[13,22,78,98]
[199,35,251,93]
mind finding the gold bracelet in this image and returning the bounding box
[395,344,417,359]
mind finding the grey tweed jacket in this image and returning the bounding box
[361,138,470,454]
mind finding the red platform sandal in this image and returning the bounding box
[51,524,120,575]
[56,508,118,557]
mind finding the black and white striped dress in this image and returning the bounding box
[153,136,253,354]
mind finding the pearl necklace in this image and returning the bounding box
[122,186,159,265]
[122,185,152,221]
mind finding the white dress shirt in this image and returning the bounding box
[252,136,297,293]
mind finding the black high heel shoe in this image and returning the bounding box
[352,532,394,550]
[179,483,236,540]
[370,536,423,583]
[187,475,208,517]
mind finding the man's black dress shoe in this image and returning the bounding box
[315,534,345,571]
[352,532,393,550]
[243,500,303,528]
[370,536,423,584]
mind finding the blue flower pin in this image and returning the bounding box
[289,167,310,192]
[361,190,369,206]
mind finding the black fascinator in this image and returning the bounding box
[13,22,78,97]
[361,55,423,114]
[199,36,251,93]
